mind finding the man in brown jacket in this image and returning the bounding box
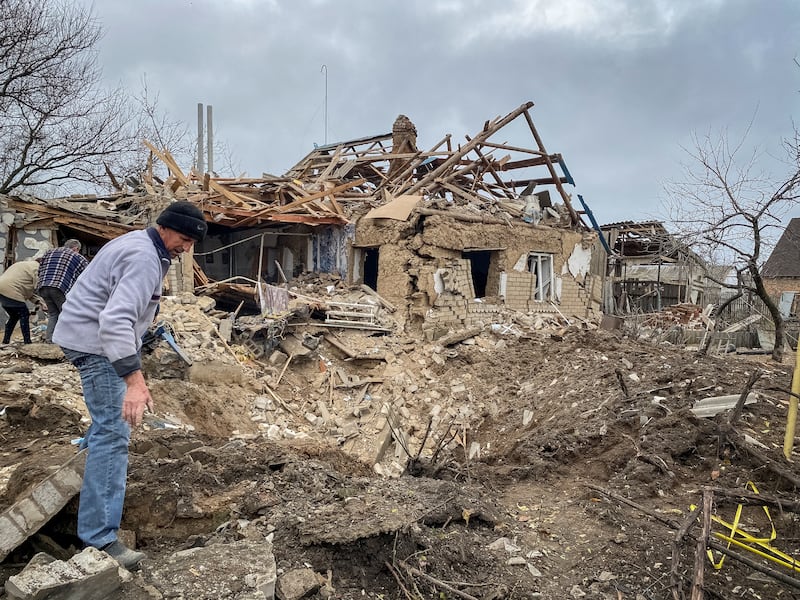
[0,259,40,344]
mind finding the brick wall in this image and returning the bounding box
[421,261,602,339]
[763,278,800,299]
[505,271,535,310]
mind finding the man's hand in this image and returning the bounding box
[122,370,154,427]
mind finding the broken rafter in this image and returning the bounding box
[143,140,191,187]
[314,146,343,182]
[501,154,563,170]
[205,177,249,207]
[381,134,454,191]
[6,199,136,240]
[437,180,479,205]
[231,178,365,227]
[273,178,366,214]
[521,109,581,227]
[129,100,583,232]
[464,135,515,200]
[403,102,535,196]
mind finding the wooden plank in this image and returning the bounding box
[323,334,357,359]
[233,179,364,227]
[265,214,349,224]
[143,140,191,186]
[438,180,477,204]
[328,194,344,216]
[274,178,366,213]
[314,146,343,182]
[207,178,248,207]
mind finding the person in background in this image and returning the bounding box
[0,259,40,345]
[53,201,207,571]
[36,239,88,342]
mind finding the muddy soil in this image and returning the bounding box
[1,326,800,599]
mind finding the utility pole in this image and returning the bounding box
[196,103,214,175]
[207,105,214,175]
[196,103,204,175]
[320,64,328,145]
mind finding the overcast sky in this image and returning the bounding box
[93,0,800,227]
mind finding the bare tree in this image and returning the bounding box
[0,0,148,195]
[665,125,800,361]
[127,77,241,187]
[120,75,193,187]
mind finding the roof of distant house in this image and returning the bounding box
[762,218,800,278]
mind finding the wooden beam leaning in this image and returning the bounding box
[143,140,191,187]
[521,109,582,227]
[314,146,343,183]
[207,178,248,207]
[403,102,535,196]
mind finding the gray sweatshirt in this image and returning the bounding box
[53,228,171,377]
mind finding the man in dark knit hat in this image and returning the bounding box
[53,201,207,570]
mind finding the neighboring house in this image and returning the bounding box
[0,195,136,272]
[761,217,800,317]
[595,221,722,314]
[0,102,603,337]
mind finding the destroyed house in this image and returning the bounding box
[0,101,602,337]
[0,195,136,268]
[597,221,722,314]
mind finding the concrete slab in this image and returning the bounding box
[0,450,86,561]
[5,547,122,600]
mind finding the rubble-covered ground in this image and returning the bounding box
[1,287,800,599]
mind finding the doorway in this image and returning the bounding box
[462,250,491,298]
[363,247,379,290]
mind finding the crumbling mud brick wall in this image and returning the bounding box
[352,212,601,338]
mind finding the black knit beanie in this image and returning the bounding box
[156,201,207,242]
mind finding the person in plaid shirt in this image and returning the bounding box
[36,239,88,342]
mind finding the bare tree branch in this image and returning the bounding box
[664,122,800,362]
[0,0,229,195]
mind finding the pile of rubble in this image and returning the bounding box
[0,277,588,479]
[142,280,584,478]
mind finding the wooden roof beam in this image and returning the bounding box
[521,108,581,228]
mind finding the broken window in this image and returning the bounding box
[528,252,553,301]
[779,291,797,318]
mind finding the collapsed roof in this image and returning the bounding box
[1,101,582,237]
[142,101,583,230]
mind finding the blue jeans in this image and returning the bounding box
[1,295,31,344]
[38,286,66,343]
[62,348,130,548]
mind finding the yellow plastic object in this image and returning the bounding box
[784,339,800,460]
[692,482,800,572]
